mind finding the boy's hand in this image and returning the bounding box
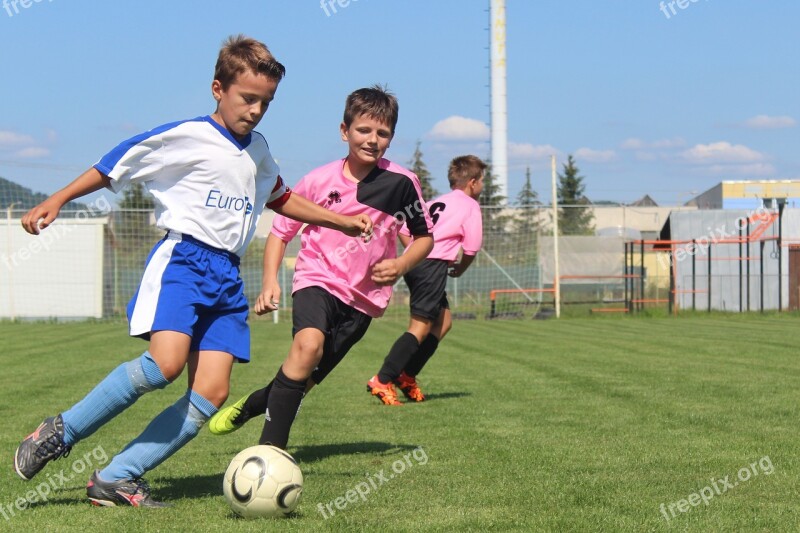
[371,258,404,286]
[254,281,281,315]
[343,214,373,242]
[448,266,464,278]
[20,198,62,235]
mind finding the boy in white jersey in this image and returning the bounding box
[13,35,371,507]
[208,86,434,447]
[367,155,485,404]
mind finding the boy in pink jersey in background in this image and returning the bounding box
[367,155,486,405]
[208,85,433,446]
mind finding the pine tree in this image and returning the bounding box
[514,166,541,234]
[408,140,437,200]
[480,158,508,235]
[115,182,158,255]
[118,182,154,209]
[557,155,594,235]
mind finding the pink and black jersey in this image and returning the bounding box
[402,189,483,261]
[271,158,433,318]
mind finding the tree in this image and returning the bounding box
[114,182,158,255]
[408,140,437,200]
[514,166,541,234]
[118,182,155,210]
[557,155,594,235]
[479,158,508,235]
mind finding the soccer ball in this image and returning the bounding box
[223,445,304,519]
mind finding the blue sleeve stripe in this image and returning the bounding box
[95,116,206,175]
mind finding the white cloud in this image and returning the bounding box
[743,115,796,130]
[574,147,617,163]
[0,131,35,147]
[650,137,687,149]
[620,138,645,150]
[703,163,776,177]
[681,142,766,164]
[15,147,51,159]
[634,151,658,162]
[508,142,559,160]
[427,116,490,141]
[620,137,686,150]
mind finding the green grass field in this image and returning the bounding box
[1,313,798,532]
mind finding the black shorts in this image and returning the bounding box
[292,286,372,384]
[404,259,450,321]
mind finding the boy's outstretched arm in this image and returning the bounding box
[21,168,111,235]
[273,193,372,239]
[254,233,288,315]
[449,254,476,278]
[371,234,434,286]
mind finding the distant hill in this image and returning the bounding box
[0,176,89,213]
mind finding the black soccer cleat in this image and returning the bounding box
[14,414,72,481]
[86,470,170,508]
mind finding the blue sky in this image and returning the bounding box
[0,0,797,206]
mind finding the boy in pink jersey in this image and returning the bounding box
[367,155,486,404]
[208,85,434,446]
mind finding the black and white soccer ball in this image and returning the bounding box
[223,445,303,519]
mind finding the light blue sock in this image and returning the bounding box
[99,389,217,481]
[61,352,169,446]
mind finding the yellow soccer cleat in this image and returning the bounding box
[208,395,249,435]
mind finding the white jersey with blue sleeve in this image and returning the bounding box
[94,115,291,256]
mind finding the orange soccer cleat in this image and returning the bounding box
[366,375,403,406]
[395,372,426,402]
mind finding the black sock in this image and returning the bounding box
[259,368,306,449]
[238,380,273,423]
[404,334,439,376]
[377,332,420,384]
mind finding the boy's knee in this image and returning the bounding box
[189,383,228,408]
[204,389,229,409]
[156,361,185,382]
[292,337,324,361]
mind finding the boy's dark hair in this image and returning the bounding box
[343,85,399,133]
[215,35,286,89]
[448,155,487,188]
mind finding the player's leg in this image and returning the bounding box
[210,288,366,440]
[310,305,372,387]
[369,260,447,404]
[13,235,193,481]
[96,348,230,480]
[260,306,372,442]
[209,288,335,436]
[63,333,183,443]
[258,287,333,449]
[14,337,177,482]
[258,328,324,448]
[379,314,431,380]
[89,347,232,507]
[405,305,452,377]
[65,234,204,445]
[87,241,244,505]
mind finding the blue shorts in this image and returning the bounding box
[127,231,250,362]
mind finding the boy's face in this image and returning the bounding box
[468,173,485,200]
[340,115,393,167]
[211,70,279,140]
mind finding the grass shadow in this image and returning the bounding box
[292,441,417,463]
[156,473,221,500]
[154,441,415,500]
[422,391,471,401]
